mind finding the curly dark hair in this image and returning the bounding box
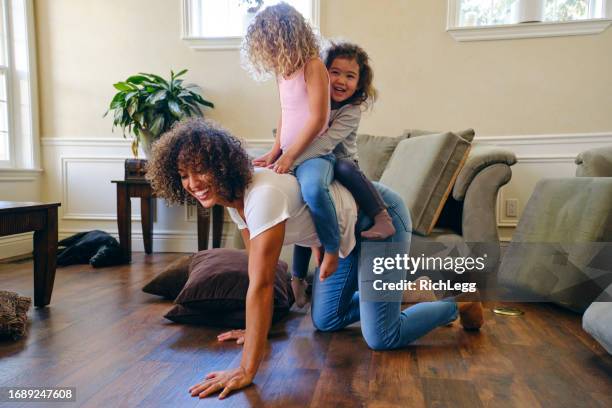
[324,41,377,109]
[146,118,253,205]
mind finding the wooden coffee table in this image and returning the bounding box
[0,201,60,307]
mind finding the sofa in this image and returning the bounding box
[233,129,517,275]
[493,145,612,355]
[576,146,612,355]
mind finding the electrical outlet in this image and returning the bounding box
[505,199,518,218]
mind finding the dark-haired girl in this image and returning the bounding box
[289,41,396,307]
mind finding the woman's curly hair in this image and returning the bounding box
[324,41,377,109]
[241,2,320,80]
[146,118,253,205]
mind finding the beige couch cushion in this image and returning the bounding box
[380,132,471,236]
[356,133,408,181]
[404,128,476,143]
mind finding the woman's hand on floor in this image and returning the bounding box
[189,366,253,399]
[217,329,245,345]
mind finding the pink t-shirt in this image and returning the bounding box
[278,63,330,152]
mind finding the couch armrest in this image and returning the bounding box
[462,163,512,243]
[453,145,517,201]
[575,146,612,177]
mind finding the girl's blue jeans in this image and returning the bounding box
[294,154,340,255]
[310,182,459,350]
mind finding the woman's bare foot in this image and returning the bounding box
[291,277,310,308]
[319,252,339,281]
[458,301,484,330]
[361,210,396,240]
[402,276,437,304]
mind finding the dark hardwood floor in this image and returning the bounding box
[1,253,611,407]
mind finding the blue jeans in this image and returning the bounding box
[294,154,340,254]
[310,182,459,350]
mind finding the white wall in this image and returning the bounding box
[34,0,612,139]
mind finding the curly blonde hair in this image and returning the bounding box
[145,118,253,206]
[241,2,320,80]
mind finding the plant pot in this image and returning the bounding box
[139,130,155,158]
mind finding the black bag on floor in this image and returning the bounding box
[57,230,127,267]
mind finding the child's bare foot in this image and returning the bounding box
[319,252,339,281]
[361,210,396,240]
[291,277,310,308]
[311,245,324,267]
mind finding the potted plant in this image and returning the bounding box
[105,69,214,158]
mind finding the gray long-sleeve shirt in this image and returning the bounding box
[292,103,361,168]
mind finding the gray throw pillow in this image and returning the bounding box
[380,132,471,236]
[142,254,193,300]
[356,133,408,181]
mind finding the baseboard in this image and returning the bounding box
[0,231,202,261]
[0,233,34,260]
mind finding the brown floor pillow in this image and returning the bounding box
[167,248,294,327]
[0,290,31,340]
[142,254,193,300]
[165,303,290,329]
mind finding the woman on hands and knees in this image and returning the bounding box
[147,118,484,400]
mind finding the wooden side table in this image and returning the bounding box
[0,201,60,307]
[112,180,223,261]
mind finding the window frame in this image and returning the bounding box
[0,0,14,167]
[181,0,321,50]
[447,0,612,41]
[0,0,39,171]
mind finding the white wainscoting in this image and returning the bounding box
[37,137,277,255]
[61,156,142,220]
[35,132,612,256]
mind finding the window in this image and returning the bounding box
[447,0,612,41]
[543,0,606,21]
[182,0,320,50]
[457,0,606,26]
[0,0,36,169]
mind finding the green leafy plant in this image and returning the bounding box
[104,69,214,157]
